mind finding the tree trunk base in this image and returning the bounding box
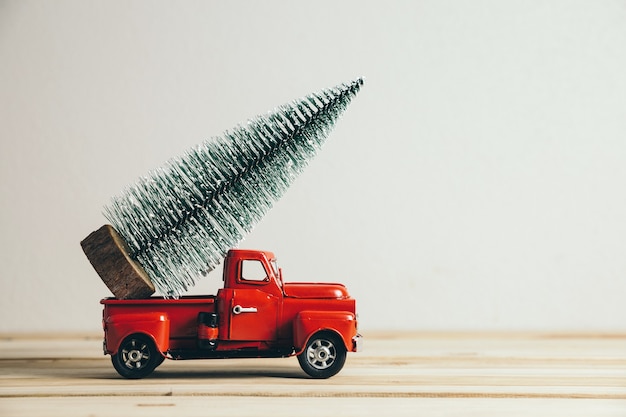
[81,225,155,299]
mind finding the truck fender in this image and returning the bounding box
[293,311,357,355]
[104,312,170,356]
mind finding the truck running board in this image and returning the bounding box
[168,348,294,361]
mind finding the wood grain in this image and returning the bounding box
[1,332,625,416]
[81,225,155,299]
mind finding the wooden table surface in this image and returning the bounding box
[1,332,625,417]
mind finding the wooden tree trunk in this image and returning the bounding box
[81,225,155,299]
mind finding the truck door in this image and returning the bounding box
[227,259,279,341]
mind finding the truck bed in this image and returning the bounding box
[101,296,217,351]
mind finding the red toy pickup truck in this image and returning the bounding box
[101,249,360,379]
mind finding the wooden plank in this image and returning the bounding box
[1,332,625,416]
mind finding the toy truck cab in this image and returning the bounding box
[101,249,360,379]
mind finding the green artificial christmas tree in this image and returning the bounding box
[101,78,364,297]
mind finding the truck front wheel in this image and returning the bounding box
[111,334,161,379]
[297,332,347,379]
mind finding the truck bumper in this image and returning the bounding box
[352,333,363,352]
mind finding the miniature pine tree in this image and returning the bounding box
[103,78,364,296]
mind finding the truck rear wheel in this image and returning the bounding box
[111,334,161,379]
[297,332,347,379]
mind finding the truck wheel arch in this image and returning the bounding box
[293,311,356,355]
[104,312,170,356]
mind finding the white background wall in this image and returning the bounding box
[1,1,626,333]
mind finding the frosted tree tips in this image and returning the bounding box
[84,78,364,298]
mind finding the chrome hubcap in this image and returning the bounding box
[121,339,149,369]
[306,338,337,370]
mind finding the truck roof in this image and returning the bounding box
[226,248,276,261]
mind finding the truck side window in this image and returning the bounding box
[240,260,268,283]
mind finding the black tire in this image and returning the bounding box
[297,332,347,379]
[111,334,161,379]
[154,354,166,369]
